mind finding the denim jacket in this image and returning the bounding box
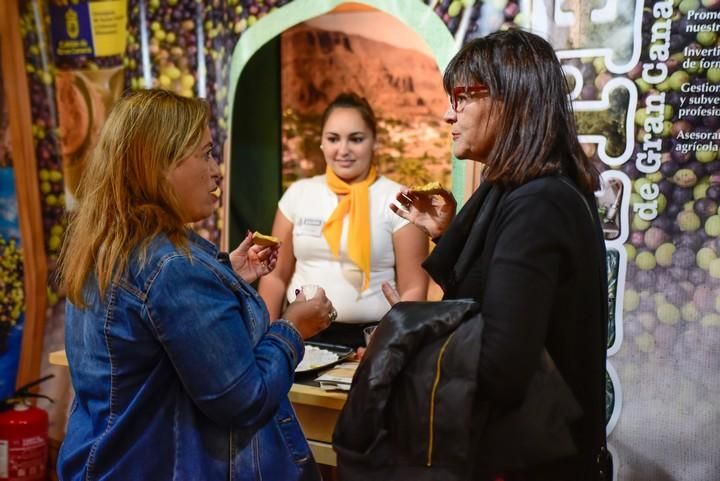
[58,231,320,481]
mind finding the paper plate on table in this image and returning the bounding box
[295,342,354,374]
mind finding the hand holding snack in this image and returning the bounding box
[390,181,457,239]
[281,287,334,339]
[229,231,280,283]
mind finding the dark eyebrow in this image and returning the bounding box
[325,131,365,137]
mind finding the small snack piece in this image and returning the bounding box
[252,231,279,247]
[410,181,445,195]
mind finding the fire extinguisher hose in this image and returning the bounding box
[0,375,55,411]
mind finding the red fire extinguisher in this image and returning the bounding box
[0,375,54,481]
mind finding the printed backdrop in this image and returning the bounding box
[4,0,718,479]
[0,40,26,402]
[279,13,451,191]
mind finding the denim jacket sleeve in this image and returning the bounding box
[143,253,304,430]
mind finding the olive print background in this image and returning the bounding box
[0,42,26,401]
[7,0,719,479]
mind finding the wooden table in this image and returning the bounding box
[48,350,346,466]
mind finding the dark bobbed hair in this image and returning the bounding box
[443,29,599,193]
[320,92,377,138]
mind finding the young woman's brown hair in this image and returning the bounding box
[59,89,210,306]
[443,29,599,193]
[320,92,377,138]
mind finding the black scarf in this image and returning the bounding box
[422,181,505,298]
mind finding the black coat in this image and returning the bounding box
[423,175,610,480]
[333,300,487,481]
[333,302,586,481]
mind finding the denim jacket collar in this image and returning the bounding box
[187,229,219,256]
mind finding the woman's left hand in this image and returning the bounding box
[381,281,401,306]
[390,188,456,239]
[229,231,280,284]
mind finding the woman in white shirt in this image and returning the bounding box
[258,93,428,348]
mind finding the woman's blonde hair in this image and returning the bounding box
[59,89,210,306]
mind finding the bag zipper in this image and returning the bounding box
[427,332,455,467]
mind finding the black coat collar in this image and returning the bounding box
[423,181,505,298]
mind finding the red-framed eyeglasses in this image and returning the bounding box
[449,85,490,112]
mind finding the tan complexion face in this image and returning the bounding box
[443,87,502,164]
[165,127,220,223]
[321,107,376,184]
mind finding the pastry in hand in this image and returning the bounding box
[410,181,445,195]
[252,231,279,247]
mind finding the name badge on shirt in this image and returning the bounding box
[295,217,324,237]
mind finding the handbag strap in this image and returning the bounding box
[557,176,613,481]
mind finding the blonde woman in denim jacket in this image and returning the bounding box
[57,89,333,481]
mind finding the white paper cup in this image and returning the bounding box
[301,284,319,300]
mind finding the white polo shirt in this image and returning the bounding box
[279,175,409,323]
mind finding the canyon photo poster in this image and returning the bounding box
[279,10,451,192]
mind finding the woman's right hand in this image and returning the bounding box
[390,188,456,239]
[280,288,334,339]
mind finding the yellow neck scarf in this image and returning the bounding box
[323,165,378,291]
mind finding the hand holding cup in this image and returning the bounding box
[281,286,335,339]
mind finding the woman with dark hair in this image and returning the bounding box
[381,29,610,480]
[259,92,428,349]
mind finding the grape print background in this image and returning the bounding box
[0,42,26,401]
[518,1,719,479]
